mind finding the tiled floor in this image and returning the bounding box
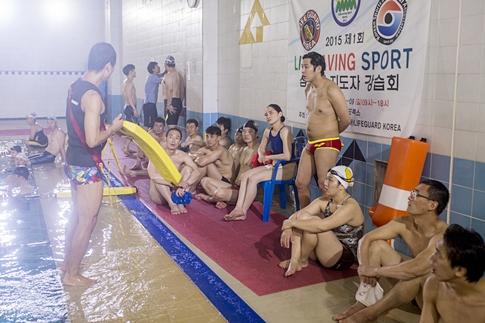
[0,118,420,322]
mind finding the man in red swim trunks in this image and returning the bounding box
[296,51,350,207]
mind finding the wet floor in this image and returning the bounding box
[0,128,420,323]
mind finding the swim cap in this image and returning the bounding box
[13,166,29,180]
[10,145,21,153]
[328,165,354,189]
[165,55,175,66]
[47,115,57,121]
[236,126,243,133]
[26,112,37,119]
[243,120,258,133]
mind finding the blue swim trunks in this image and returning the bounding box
[64,164,103,185]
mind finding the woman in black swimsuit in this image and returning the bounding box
[279,165,364,276]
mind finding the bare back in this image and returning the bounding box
[305,78,348,140]
[162,70,185,99]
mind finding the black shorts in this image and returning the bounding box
[124,106,139,124]
[143,102,158,128]
[221,176,231,184]
[328,244,356,270]
[164,98,183,126]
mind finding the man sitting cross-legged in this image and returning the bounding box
[190,125,233,187]
[419,224,485,323]
[123,117,166,177]
[195,121,259,209]
[335,179,450,323]
[148,128,200,214]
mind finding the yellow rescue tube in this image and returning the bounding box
[119,121,182,186]
[57,186,137,198]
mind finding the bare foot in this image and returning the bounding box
[278,259,308,270]
[224,208,246,221]
[333,302,367,321]
[60,263,90,273]
[178,204,187,214]
[283,261,302,277]
[123,165,137,177]
[194,193,209,201]
[215,201,228,209]
[169,204,181,214]
[63,273,99,286]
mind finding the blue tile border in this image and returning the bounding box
[107,175,264,323]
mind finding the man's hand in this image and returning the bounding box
[178,181,190,190]
[134,109,139,118]
[111,113,124,133]
[280,228,293,248]
[282,219,293,231]
[167,105,177,115]
[358,264,379,286]
[175,187,185,197]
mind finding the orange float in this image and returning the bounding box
[369,137,429,227]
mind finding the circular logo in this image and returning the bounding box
[299,10,321,51]
[372,0,407,45]
[332,0,361,27]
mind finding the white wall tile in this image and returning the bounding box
[454,130,477,159]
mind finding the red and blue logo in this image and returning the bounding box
[372,0,407,45]
[299,10,321,51]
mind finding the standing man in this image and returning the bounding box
[29,115,66,165]
[419,224,485,323]
[295,51,350,208]
[61,42,123,286]
[121,64,138,155]
[143,61,166,130]
[162,55,185,129]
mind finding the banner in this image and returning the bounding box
[287,0,431,137]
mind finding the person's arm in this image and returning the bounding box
[283,200,359,233]
[195,148,223,167]
[419,276,441,323]
[328,84,350,133]
[265,127,293,162]
[360,231,443,281]
[280,198,327,248]
[257,128,270,163]
[178,154,201,189]
[57,130,67,163]
[82,90,123,148]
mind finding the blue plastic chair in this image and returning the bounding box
[257,136,307,222]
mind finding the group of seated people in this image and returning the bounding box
[4,113,67,196]
[119,105,485,322]
[122,104,298,219]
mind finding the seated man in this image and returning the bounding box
[180,118,203,152]
[190,125,233,186]
[29,115,66,165]
[124,117,166,176]
[25,112,48,148]
[279,166,364,277]
[227,126,247,181]
[195,121,259,209]
[335,179,450,323]
[148,128,200,214]
[7,167,34,195]
[419,224,485,323]
[215,116,232,149]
